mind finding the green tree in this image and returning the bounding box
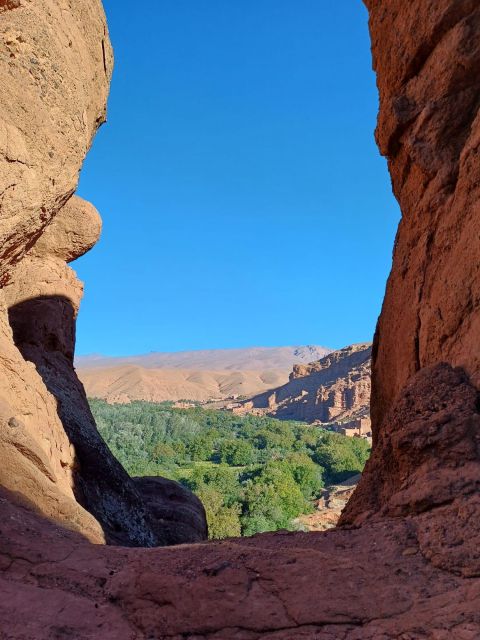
[241,461,308,535]
[153,442,177,464]
[188,433,214,461]
[218,439,256,466]
[314,433,367,483]
[195,484,242,539]
[285,452,324,499]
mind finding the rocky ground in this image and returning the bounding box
[295,475,360,532]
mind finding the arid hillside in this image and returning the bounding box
[234,343,372,431]
[76,345,331,370]
[76,345,332,403]
[78,366,290,403]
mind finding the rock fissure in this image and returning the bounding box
[403,2,480,88]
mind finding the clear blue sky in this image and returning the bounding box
[75,0,400,356]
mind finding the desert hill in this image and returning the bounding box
[76,346,331,403]
[76,345,331,371]
[78,366,290,404]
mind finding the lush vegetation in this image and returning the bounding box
[90,399,370,539]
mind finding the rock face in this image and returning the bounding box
[2,1,480,638]
[341,363,480,527]
[367,0,480,429]
[236,344,371,427]
[0,0,206,547]
[341,0,480,526]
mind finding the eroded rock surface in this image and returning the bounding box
[236,344,371,428]
[0,0,206,547]
[367,0,480,426]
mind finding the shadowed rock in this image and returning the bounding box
[0,0,206,547]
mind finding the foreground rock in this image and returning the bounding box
[1,366,480,638]
[0,0,206,546]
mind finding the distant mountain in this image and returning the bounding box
[233,343,372,428]
[76,346,332,404]
[78,367,291,404]
[75,345,332,371]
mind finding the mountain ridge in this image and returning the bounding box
[232,343,372,427]
[75,345,332,371]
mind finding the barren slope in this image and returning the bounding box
[79,366,290,403]
[75,345,331,371]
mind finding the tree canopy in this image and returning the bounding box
[90,399,370,539]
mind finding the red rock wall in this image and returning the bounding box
[366,0,480,429]
[0,0,206,547]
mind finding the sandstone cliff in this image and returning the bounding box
[340,0,480,527]
[1,1,480,638]
[0,0,206,548]
[236,344,371,429]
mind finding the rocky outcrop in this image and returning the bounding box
[341,363,480,526]
[0,0,206,547]
[2,0,480,637]
[367,0,480,429]
[341,0,480,527]
[236,344,371,426]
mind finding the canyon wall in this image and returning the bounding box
[0,0,206,547]
[236,344,371,426]
[340,0,480,525]
[366,0,480,427]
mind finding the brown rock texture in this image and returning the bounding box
[236,344,371,425]
[1,0,480,638]
[367,0,480,427]
[0,0,206,547]
[340,363,480,526]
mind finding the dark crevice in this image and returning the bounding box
[403,1,480,87]
[101,39,107,75]
[0,0,21,13]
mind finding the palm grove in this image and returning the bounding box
[90,400,370,539]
